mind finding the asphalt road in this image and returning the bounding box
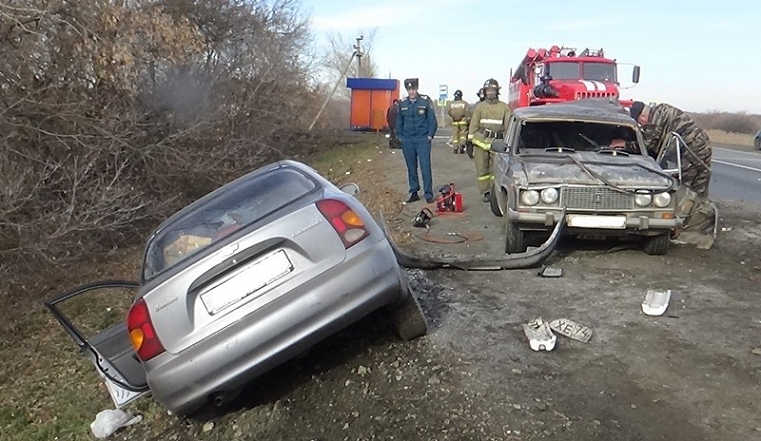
[436,128,761,208]
[711,145,761,207]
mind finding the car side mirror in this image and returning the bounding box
[339,183,360,197]
[490,140,509,154]
[632,65,641,84]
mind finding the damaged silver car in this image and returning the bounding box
[46,160,427,416]
[489,99,683,255]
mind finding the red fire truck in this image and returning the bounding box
[507,46,640,110]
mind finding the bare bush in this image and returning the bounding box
[689,111,761,135]
[0,0,333,288]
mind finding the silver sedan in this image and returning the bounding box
[46,160,427,416]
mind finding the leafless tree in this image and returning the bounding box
[0,0,337,288]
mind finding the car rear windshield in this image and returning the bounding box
[142,167,317,280]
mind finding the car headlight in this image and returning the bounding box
[540,188,559,204]
[520,190,540,206]
[634,193,652,207]
[653,192,671,207]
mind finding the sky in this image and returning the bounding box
[305,0,761,114]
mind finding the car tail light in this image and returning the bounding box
[127,298,165,361]
[316,199,370,248]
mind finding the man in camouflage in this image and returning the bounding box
[468,78,512,202]
[630,101,712,198]
[447,90,469,154]
[630,101,716,247]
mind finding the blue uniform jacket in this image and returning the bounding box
[396,95,437,140]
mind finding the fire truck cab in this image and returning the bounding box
[508,46,640,110]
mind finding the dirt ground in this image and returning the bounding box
[9,131,761,440]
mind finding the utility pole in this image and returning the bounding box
[353,35,364,77]
[308,35,365,131]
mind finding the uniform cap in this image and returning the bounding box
[630,101,646,121]
[404,78,419,90]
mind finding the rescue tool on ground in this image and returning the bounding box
[435,184,463,214]
[507,45,641,110]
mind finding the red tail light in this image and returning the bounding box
[127,298,165,361]
[316,199,370,248]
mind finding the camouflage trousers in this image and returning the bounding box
[680,139,712,198]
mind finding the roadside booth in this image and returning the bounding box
[346,78,399,131]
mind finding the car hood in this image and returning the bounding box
[513,152,673,189]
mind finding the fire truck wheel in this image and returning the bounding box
[489,188,502,217]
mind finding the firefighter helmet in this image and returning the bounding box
[454,89,463,99]
[483,78,500,90]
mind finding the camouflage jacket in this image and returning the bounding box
[641,103,710,158]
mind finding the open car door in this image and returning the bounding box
[45,280,149,408]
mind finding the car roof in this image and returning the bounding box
[513,99,637,126]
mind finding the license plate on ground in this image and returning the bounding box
[201,249,293,315]
[566,214,626,229]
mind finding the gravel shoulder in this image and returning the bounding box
[8,132,761,441]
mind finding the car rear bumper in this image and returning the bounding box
[508,209,682,231]
[145,238,405,415]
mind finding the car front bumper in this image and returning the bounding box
[507,209,682,231]
[144,237,405,415]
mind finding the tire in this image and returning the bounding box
[504,216,527,254]
[489,186,502,217]
[643,232,670,255]
[391,293,428,341]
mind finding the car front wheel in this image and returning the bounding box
[504,217,527,253]
[489,186,502,217]
[643,232,670,255]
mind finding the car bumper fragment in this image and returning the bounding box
[380,210,565,271]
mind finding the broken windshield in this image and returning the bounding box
[516,121,643,155]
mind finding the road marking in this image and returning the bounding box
[713,159,761,174]
[713,147,761,158]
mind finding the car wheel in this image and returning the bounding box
[489,186,502,217]
[504,216,527,253]
[643,232,670,255]
[391,293,428,341]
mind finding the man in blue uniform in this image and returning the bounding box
[396,78,438,203]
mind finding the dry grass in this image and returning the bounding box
[705,129,755,146]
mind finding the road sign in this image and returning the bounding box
[438,84,448,100]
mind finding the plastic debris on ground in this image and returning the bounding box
[549,318,593,343]
[523,318,556,352]
[642,289,672,316]
[90,409,142,439]
[538,266,563,278]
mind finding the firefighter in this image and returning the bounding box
[468,78,512,202]
[629,101,712,198]
[446,90,469,154]
[630,101,716,246]
[533,74,558,99]
[396,78,438,203]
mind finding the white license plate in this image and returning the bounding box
[566,214,626,229]
[201,249,293,315]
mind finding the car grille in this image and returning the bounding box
[561,187,632,210]
[575,91,617,99]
